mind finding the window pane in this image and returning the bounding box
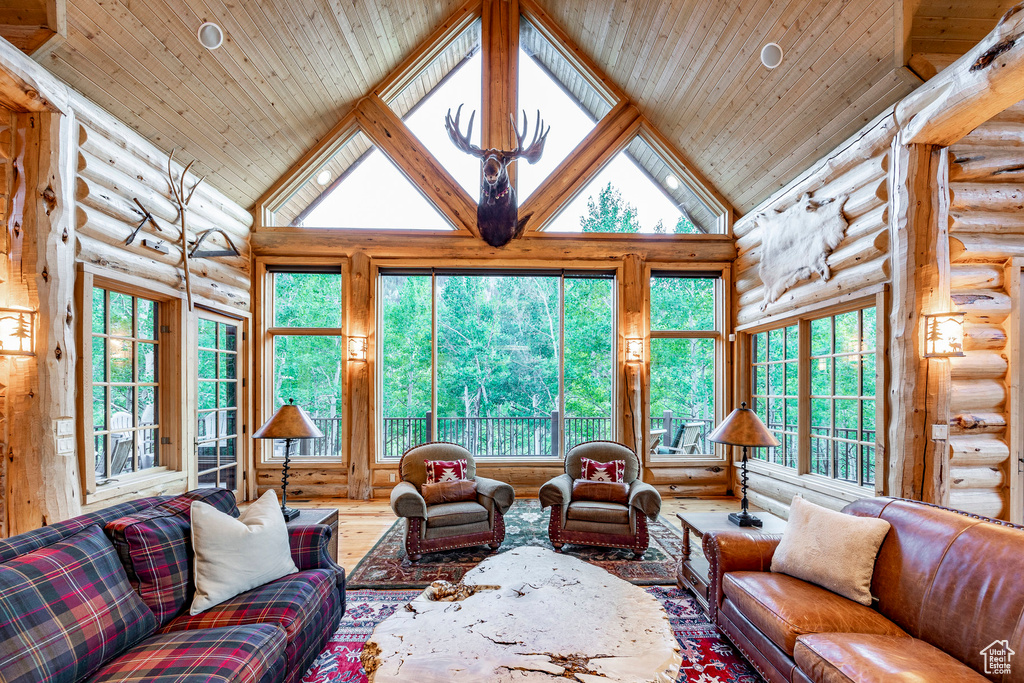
[199,349,217,380]
[862,353,876,395]
[93,387,106,431]
[218,382,236,409]
[220,324,237,351]
[785,361,798,395]
[754,332,767,363]
[436,275,559,457]
[811,357,831,396]
[138,300,156,340]
[564,277,614,452]
[109,292,133,337]
[785,325,799,360]
[379,274,432,459]
[139,343,157,383]
[273,273,342,327]
[109,339,133,383]
[650,277,714,330]
[199,382,216,410]
[835,311,859,354]
[92,289,106,334]
[94,435,107,479]
[219,353,236,380]
[769,328,785,361]
[811,317,831,356]
[650,337,715,456]
[836,355,858,397]
[138,386,156,425]
[139,429,158,469]
[198,319,217,348]
[273,335,343,457]
[92,337,106,383]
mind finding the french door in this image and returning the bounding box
[196,311,242,494]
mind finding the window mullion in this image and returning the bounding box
[798,319,811,476]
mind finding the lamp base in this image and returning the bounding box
[281,506,300,522]
[729,511,763,528]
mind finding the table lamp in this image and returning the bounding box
[708,402,780,528]
[254,399,323,521]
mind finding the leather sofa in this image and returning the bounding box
[0,489,344,683]
[703,497,1021,683]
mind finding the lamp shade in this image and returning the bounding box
[254,399,324,439]
[708,402,780,448]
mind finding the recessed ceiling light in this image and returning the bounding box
[665,174,680,190]
[761,43,783,69]
[197,22,224,50]
[316,170,331,186]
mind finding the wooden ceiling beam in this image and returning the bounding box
[0,0,64,56]
[0,30,68,112]
[481,0,519,153]
[354,94,481,238]
[896,2,1024,145]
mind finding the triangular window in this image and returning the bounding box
[516,17,613,202]
[275,131,453,230]
[544,135,722,234]
[385,20,482,197]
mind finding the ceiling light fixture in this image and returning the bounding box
[316,170,331,186]
[197,22,224,50]
[761,43,783,69]
[665,174,680,190]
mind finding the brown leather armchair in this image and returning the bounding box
[539,441,661,558]
[389,442,515,562]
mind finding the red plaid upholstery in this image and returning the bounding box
[286,525,344,585]
[160,569,336,683]
[580,456,626,482]
[0,525,157,683]
[105,489,238,626]
[88,624,286,683]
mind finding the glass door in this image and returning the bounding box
[197,312,241,494]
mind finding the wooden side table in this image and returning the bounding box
[675,511,786,615]
[287,508,340,563]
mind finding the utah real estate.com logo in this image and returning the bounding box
[981,640,1015,676]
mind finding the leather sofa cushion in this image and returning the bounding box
[422,480,477,506]
[572,479,628,504]
[794,633,990,683]
[566,501,630,525]
[723,572,907,655]
[425,501,489,528]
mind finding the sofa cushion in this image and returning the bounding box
[571,479,629,505]
[422,479,477,506]
[425,501,489,528]
[794,633,990,683]
[105,489,238,625]
[566,501,630,525]
[0,525,158,683]
[88,624,286,683]
[723,571,907,656]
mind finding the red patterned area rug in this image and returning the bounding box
[347,499,685,588]
[301,587,761,682]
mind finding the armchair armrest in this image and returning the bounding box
[627,480,661,520]
[474,476,515,515]
[702,530,782,625]
[390,481,426,519]
[287,524,346,589]
[539,473,573,508]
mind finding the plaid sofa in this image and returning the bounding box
[0,489,345,683]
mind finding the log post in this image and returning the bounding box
[887,137,952,503]
[347,251,372,500]
[481,0,518,154]
[5,111,81,534]
[620,254,644,459]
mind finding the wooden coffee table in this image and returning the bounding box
[676,510,786,615]
[287,508,339,562]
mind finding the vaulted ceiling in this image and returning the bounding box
[32,0,1013,215]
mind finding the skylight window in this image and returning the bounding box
[544,136,721,234]
[517,17,613,201]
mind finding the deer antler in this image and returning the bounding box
[510,110,550,164]
[445,104,485,158]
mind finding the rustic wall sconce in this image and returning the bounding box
[625,338,644,363]
[0,307,36,356]
[923,312,965,358]
[348,336,368,362]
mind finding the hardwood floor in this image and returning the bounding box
[286,495,755,573]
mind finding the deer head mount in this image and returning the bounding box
[445,105,550,248]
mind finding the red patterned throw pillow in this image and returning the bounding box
[425,459,468,484]
[580,456,625,483]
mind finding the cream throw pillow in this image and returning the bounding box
[770,495,891,605]
[190,490,298,614]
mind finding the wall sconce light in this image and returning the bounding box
[0,307,36,357]
[625,338,644,363]
[924,312,965,358]
[348,336,367,362]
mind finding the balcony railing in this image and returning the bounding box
[271,416,344,459]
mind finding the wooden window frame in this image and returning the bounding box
[76,269,186,504]
[738,291,887,499]
[750,324,800,468]
[255,260,348,466]
[194,310,245,495]
[645,265,729,466]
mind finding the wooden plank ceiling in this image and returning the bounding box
[40,0,929,214]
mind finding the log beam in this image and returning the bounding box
[619,254,644,460]
[481,0,518,153]
[347,252,372,500]
[0,31,69,112]
[887,139,951,503]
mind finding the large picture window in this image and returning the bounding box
[649,274,723,459]
[746,303,880,488]
[267,268,344,459]
[378,270,615,459]
[90,287,161,483]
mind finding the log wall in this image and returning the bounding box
[731,112,898,517]
[941,100,1024,520]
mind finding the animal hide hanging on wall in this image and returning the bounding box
[756,193,849,310]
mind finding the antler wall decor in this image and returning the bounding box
[166,150,205,310]
[445,105,550,247]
